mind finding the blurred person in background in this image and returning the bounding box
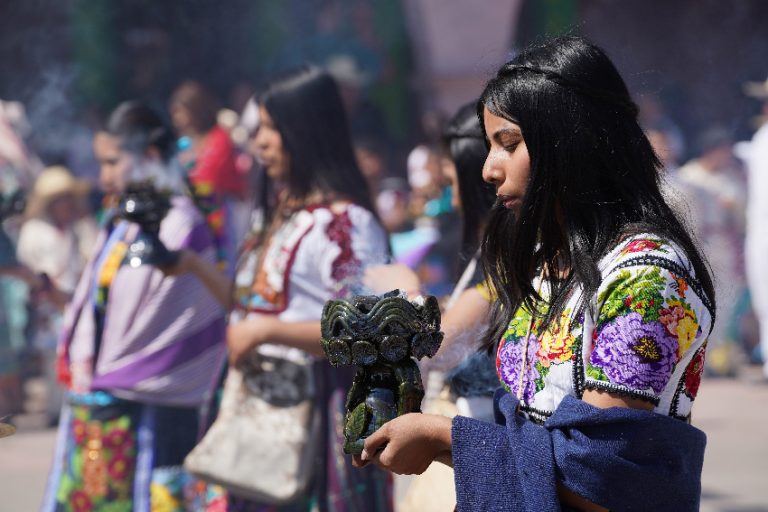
[385,144,460,298]
[0,189,43,417]
[354,136,388,201]
[375,177,411,234]
[170,80,247,271]
[675,127,747,376]
[365,102,498,512]
[168,66,392,512]
[16,166,98,422]
[647,128,680,173]
[744,76,768,379]
[638,93,687,165]
[42,101,226,511]
[0,100,44,418]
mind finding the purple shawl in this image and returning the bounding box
[58,196,226,407]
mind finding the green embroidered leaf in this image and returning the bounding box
[599,267,667,324]
[57,473,74,504]
[72,448,84,475]
[534,361,550,392]
[100,501,133,512]
[586,364,608,382]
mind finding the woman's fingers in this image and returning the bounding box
[361,422,390,461]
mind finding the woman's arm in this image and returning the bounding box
[227,315,323,365]
[167,249,233,308]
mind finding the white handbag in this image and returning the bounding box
[184,346,320,503]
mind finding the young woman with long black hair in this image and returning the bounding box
[172,66,392,511]
[355,37,715,512]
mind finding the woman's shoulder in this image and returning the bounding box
[595,232,714,333]
[307,202,382,231]
[600,233,694,279]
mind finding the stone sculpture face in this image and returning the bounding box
[320,290,443,454]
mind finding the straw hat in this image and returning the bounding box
[26,166,90,218]
[744,77,768,99]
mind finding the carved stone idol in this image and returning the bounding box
[320,290,443,454]
[118,181,179,268]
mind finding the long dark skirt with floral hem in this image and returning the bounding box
[41,392,203,512]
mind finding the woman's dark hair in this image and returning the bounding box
[106,101,176,162]
[169,80,220,133]
[479,36,715,348]
[442,102,496,266]
[258,65,375,214]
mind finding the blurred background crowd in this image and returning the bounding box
[0,0,767,458]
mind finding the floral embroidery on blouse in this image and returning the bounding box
[497,306,580,403]
[585,244,710,408]
[620,238,668,255]
[495,234,712,420]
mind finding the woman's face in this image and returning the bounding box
[441,156,461,211]
[481,107,531,216]
[169,102,194,136]
[253,106,290,182]
[94,132,133,196]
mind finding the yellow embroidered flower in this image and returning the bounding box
[676,314,698,357]
[150,482,181,512]
[536,311,576,367]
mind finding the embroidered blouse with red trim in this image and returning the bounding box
[232,203,388,321]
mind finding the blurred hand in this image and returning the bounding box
[1,265,43,289]
[364,264,421,297]
[157,249,193,277]
[227,315,277,367]
[352,413,452,475]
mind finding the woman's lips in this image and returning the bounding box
[499,195,521,210]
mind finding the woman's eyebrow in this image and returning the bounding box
[492,128,522,141]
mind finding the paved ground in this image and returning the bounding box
[1,371,767,512]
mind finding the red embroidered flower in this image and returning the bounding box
[103,427,133,452]
[72,418,87,445]
[71,490,93,512]
[684,348,706,399]
[326,211,360,285]
[107,452,133,480]
[624,239,660,253]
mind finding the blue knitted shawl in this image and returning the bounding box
[451,390,706,511]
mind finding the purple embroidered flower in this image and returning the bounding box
[497,335,541,403]
[590,312,678,394]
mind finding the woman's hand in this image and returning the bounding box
[227,315,278,366]
[352,413,453,475]
[364,264,422,298]
[157,249,194,277]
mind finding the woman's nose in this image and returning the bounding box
[482,161,503,185]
